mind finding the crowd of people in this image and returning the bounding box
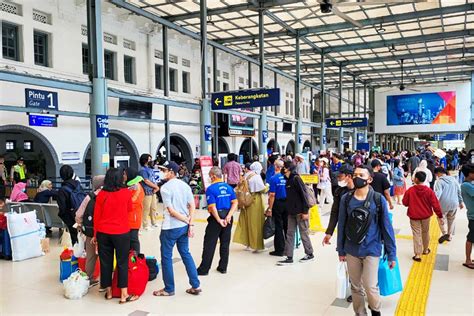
[0,145,473,314]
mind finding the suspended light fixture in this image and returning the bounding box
[207,15,215,26]
[376,22,386,34]
[281,53,287,63]
[250,38,257,47]
[388,44,396,52]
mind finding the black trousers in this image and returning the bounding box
[130,229,140,254]
[273,199,288,253]
[0,183,5,201]
[97,232,130,289]
[67,225,79,246]
[198,216,233,273]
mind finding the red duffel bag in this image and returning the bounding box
[112,251,149,298]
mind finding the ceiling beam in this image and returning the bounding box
[165,0,301,22]
[215,3,473,44]
[254,30,472,59]
[300,60,474,78]
[316,71,472,86]
[279,47,472,70]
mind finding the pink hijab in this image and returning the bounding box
[10,182,29,202]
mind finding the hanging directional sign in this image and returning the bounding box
[204,125,212,141]
[25,88,58,110]
[211,88,280,110]
[28,114,57,127]
[96,115,109,138]
[326,117,368,128]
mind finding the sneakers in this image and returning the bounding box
[269,251,284,257]
[216,267,227,274]
[299,254,315,263]
[89,280,99,288]
[277,257,294,266]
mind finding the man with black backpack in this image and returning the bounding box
[337,165,397,316]
[57,165,87,246]
[75,175,105,288]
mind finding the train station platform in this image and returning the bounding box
[1,202,472,316]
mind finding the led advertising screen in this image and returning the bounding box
[229,110,254,130]
[386,91,456,126]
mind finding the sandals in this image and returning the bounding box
[119,295,139,304]
[462,263,474,269]
[153,289,175,297]
[104,292,113,300]
[186,288,202,296]
[423,249,431,255]
[412,256,422,262]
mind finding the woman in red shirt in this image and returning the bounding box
[92,168,137,304]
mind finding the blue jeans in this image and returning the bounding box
[160,225,200,293]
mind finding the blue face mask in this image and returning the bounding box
[22,189,26,192]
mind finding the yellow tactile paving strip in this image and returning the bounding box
[395,216,440,316]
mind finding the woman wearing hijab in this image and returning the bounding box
[9,182,29,202]
[412,160,433,188]
[233,163,267,252]
[34,180,58,203]
[317,158,333,208]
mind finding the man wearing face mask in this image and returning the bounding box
[323,164,354,246]
[139,154,160,231]
[337,166,397,316]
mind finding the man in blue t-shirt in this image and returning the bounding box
[266,159,287,256]
[197,166,238,275]
[139,154,160,230]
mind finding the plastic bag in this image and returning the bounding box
[6,211,43,261]
[63,270,89,299]
[336,261,351,299]
[60,229,72,248]
[378,256,403,296]
[263,216,275,239]
[73,235,85,258]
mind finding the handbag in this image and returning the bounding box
[336,261,351,299]
[112,251,149,297]
[378,248,403,296]
[263,216,275,239]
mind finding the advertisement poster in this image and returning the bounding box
[199,156,214,191]
[386,91,456,126]
[229,112,254,130]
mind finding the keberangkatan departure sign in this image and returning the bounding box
[211,88,280,110]
[326,117,368,128]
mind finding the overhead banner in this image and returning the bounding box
[387,91,456,126]
[211,88,280,110]
[326,118,368,128]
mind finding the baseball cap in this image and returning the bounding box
[158,161,180,174]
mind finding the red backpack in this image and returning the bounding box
[112,251,149,297]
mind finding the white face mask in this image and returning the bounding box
[338,180,347,187]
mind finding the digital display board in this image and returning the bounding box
[386,91,456,126]
[229,110,254,130]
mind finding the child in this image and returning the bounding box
[460,163,474,269]
[403,171,443,262]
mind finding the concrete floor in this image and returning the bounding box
[0,201,473,316]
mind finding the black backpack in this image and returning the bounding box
[343,189,382,245]
[82,192,96,238]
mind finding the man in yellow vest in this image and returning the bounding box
[10,157,27,184]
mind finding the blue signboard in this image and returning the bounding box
[211,88,280,110]
[28,114,57,127]
[326,117,368,128]
[96,115,109,138]
[262,130,268,143]
[204,125,212,141]
[433,133,464,141]
[357,133,365,143]
[25,88,58,110]
[298,133,303,145]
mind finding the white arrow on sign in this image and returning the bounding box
[214,98,221,106]
[102,131,109,137]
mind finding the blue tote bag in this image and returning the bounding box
[378,254,403,296]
